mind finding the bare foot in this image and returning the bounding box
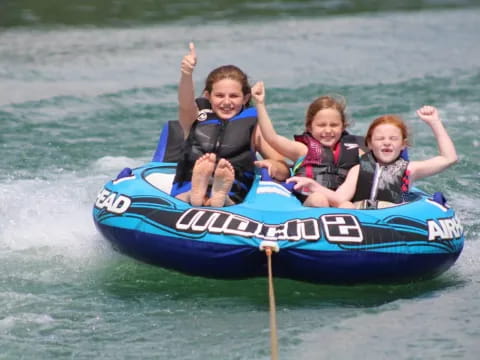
[190,153,216,206]
[209,158,235,207]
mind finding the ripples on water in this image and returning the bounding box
[1,1,480,359]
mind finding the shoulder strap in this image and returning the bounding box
[151,98,215,162]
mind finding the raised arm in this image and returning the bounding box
[251,81,307,161]
[251,125,290,181]
[178,42,198,137]
[408,106,458,182]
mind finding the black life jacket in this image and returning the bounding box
[352,151,410,204]
[152,97,214,163]
[293,132,363,190]
[173,106,258,203]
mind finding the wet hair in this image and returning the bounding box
[305,95,347,129]
[365,114,410,147]
[203,65,251,107]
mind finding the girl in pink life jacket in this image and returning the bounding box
[251,81,364,207]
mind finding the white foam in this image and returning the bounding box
[0,171,112,261]
[92,155,145,174]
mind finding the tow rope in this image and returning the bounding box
[260,241,279,360]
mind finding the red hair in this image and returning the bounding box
[365,114,410,147]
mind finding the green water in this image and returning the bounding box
[1,1,480,359]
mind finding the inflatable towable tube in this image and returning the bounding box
[93,121,464,284]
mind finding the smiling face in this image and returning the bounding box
[308,108,345,148]
[367,123,406,165]
[206,78,249,120]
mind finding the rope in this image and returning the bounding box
[265,247,279,360]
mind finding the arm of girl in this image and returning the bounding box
[253,128,291,181]
[408,106,458,182]
[251,81,307,161]
[330,165,360,207]
[287,165,359,207]
[178,42,199,137]
[254,159,290,181]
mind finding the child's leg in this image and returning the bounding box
[208,158,235,207]
[190,153,216,206]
